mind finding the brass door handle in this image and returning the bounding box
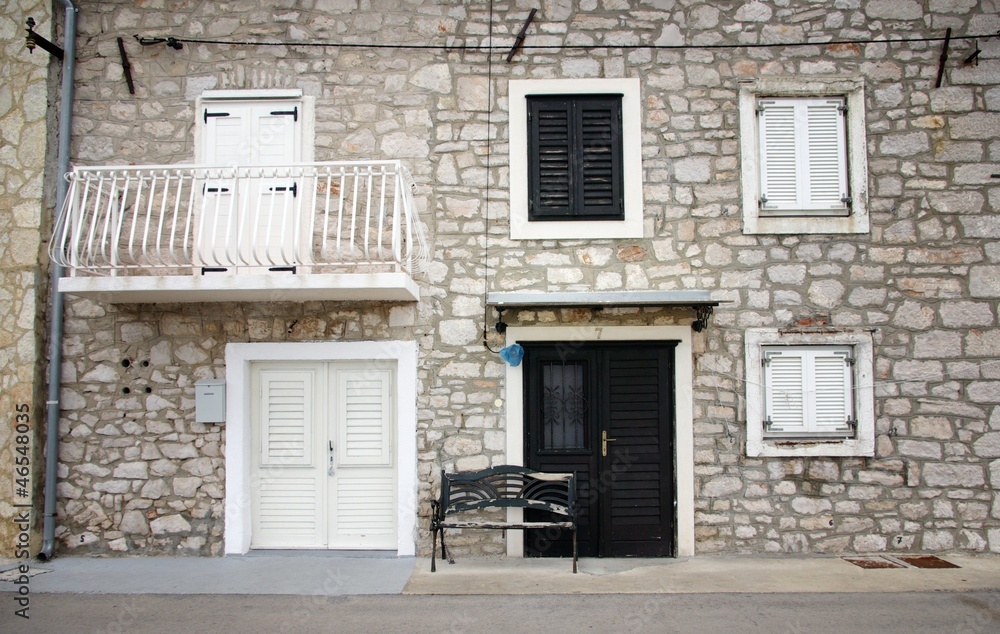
[602,431,617,457]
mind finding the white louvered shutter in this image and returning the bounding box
[763,347,854,437]
[758,98,849,215]
[763,349,807,434]
[810,349,853,434]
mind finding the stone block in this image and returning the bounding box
[973,432,1000,458]
[929,87,974,112]
[674,156,711,183]
[866,0,923,19]
[950,112,1000,140]
[113,461,149,479]
[970,266,1000,298]
[150,514,191,535]
[702,476,742,497]
[923,463,986,487]
[880,132,929,156]
[912,331,961,358]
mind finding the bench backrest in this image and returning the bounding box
[439,466,576,518]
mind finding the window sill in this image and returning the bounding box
[743,213,869,235]
[748,437,875,458]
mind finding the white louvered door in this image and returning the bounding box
[250,361,396,550]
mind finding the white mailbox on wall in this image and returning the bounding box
[195,379,226,424]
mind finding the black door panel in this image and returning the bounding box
[524,341,676,558]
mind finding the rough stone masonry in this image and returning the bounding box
[15,0,1000,558]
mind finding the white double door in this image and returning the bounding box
[250,361,397,550]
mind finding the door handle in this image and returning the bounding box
[602,431,617,457]
[328,440,335,476]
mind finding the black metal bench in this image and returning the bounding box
[430,465,578,573]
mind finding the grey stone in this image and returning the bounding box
[923,463,986,488]
[702,476,742,497]
[950,113,1000,140]
[119,510,150,536]
[150,514,192,535]
[866,0,923,19]
[970,266,1000,298]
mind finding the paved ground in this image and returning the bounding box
[2,552,997,596]
[4,591,1000,633]
[1,553,998,632]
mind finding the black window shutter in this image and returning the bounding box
[528,95,624,222]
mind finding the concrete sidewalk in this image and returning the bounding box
[2,553,998,596]
[404,554,1000,595]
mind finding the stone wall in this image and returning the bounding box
[0,1,54,558]
[50,0,1000,556]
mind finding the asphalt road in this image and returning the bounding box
[3,591,999,633]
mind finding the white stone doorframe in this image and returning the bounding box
[223,341,418,556]
[504,325,696,558]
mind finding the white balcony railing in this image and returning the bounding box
[51,161,428,279]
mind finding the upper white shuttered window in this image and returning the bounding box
[757,97,850,216]
[762,345,855,438]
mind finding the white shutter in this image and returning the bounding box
[758,100,799,211]
[804,99,848,211]
[811,350,853,433]
[763,346,854,437]
[758,98,849,215]
[764,350,807,434]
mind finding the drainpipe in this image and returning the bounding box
[38,0,78,562]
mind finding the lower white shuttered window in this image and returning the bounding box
[745,329,875,457]
[762,346,855,438]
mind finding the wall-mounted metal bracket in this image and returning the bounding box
[506,8,537,62]
[935,27,952,88]
[25,17,64,60]
[117,37,136,95]
[692,305,714,333]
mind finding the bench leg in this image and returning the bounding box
[440,527,454,565]
[431,525,438,573]
[572,527,578,574]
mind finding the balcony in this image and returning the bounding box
[50,160,428,303]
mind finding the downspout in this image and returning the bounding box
[38,0,78,562]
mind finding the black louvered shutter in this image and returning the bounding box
[528,95,624,221]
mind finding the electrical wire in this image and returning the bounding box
[149,32,994,52]
[482,0,501,354]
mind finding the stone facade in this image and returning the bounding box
[0,1,54,558]
[10,1,1000,557]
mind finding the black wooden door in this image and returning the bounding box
[523,341,676,558]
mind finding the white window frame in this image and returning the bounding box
[739,77,868,235]
[509,78,644,240]
[745,329,875,457]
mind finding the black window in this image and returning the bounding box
[527,95,624,221]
